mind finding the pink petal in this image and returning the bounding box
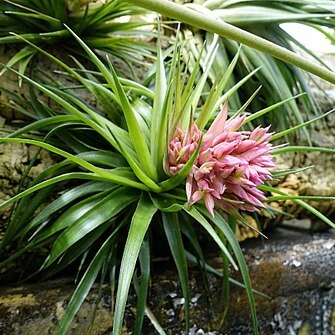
[212,140,238,158]
[207,103,228,137]
[190,190,205,204]
[224,115,246,132]
[186,173,195,202]
[204,193,215,217]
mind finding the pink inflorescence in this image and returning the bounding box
[168,104,275,217]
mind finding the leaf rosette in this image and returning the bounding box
[0,26,334,335]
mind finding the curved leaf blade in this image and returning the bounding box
[162,212,190,332]
[113,192,157,335]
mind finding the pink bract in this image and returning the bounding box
[168,103,275,217]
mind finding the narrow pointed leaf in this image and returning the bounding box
[151,24,167,174]
[196,45,241,129]
[65,24,157,180]
[113,193,157,335]
[184,206,237,270]
[162,212,190,332]
[44,187,138,267]
[271,108,335,141]
[202,209,259,335]
[56,232,117,335]
[259,185,335,230]
[272,146,335,155]
[133,235,150,335]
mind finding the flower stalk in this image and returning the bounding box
[127,0,335,85]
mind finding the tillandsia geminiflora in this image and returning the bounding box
[0,25,335,335]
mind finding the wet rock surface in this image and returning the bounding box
[0,278,114,335]
[0,227,334,334]
[224,228,335,335]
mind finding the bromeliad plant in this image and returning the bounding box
[1,27,335,335]
[0,0,155,77]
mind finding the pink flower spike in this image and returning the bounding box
[167,102,276,216]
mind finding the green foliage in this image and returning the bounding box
[169,0,335,132]
[0,26,334,335]
[0,0,155,77]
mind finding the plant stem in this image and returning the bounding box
[127,0,335,85]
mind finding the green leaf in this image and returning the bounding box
[162,212,190,332]
[107,60,158,181]
[151,23,167,176]
[184,206,238,270]
[56,230,117,335]
[271,108,335,141]
[0,172,105,214]
[65,24,158,181]
[0,138,149,190]
[150,194,184,212]
[216,66,261,110]
[108,128,162,192]
[45,86,133,153]
[233,85,262,117]
[15,182,114,244]
[7,115,81,138]
[0,45,36,77]
[2,63,113,142]
[182,40,219,129]
[272,166,314,178]
[196,45,241,130]
[259,185,335,230]
[35,190,113,242]
[267,195,335,202]
[215,6,334,25]
[143,305,167,335]
[133,234,151,335]
[44,187,138,267]
[272,146,335,155]
[27,181,115,232]
[203,210,259,335]
[113,192,157,335]
[244,93,306,124]
[42,221,113,280]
